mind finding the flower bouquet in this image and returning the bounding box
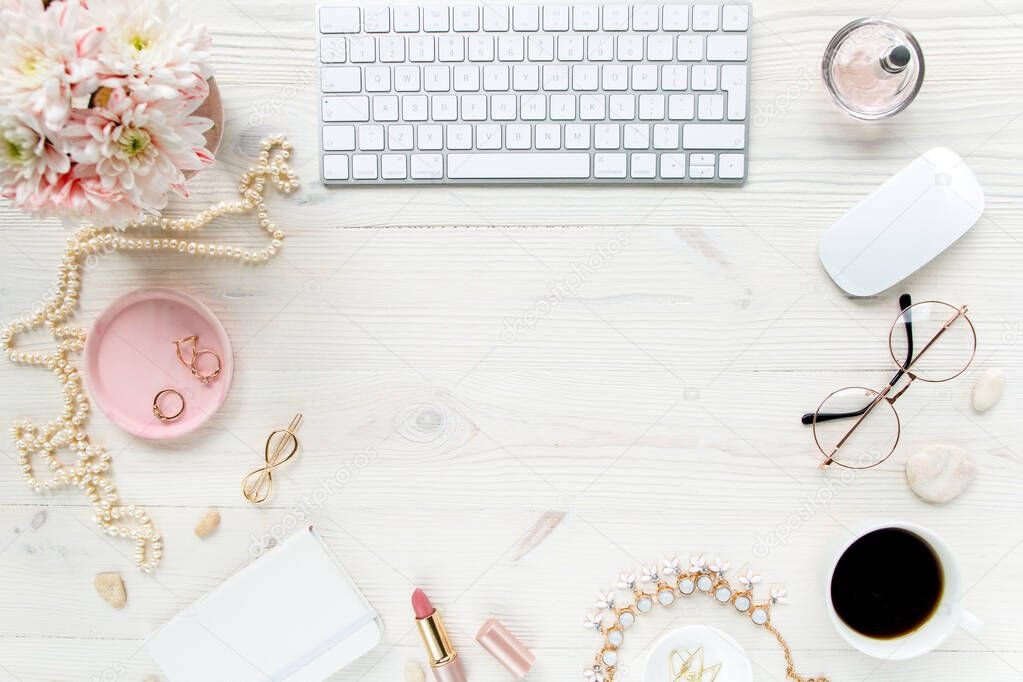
[0,0,217,227]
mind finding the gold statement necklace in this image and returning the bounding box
[2,136,298,572]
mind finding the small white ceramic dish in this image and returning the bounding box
[642,625,753,682]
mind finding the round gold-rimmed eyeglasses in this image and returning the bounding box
[801,294,976,470]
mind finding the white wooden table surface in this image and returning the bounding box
[2,0,1023,680]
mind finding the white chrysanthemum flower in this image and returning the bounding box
[0,0,102,131]
[640,564,660,584]
[583,612,604,631]
[595,592,616,611]
[62,87,212,225]
[689,555,707,573]
[90,0,212,107]
[617,572,638,590]
[738,568,761,588]
[0,108,71,210]
[770,585,789,605]
[709,557,731,575]
[661,556,682,577]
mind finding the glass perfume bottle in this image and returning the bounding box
[822,18,925,120]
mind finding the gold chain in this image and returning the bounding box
[2,135,298,572]
[765,622,831,682]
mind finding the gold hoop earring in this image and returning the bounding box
[173,335,199,369]
[153,389,185,421]
[191,349,222,385]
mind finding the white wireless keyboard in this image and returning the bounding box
[317,2,751,185]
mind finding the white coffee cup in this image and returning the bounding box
[826,520,982,660]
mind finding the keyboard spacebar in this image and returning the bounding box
[447,153,590,179]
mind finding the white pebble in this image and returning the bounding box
[905,443,975,504]
[971,368,1005,413]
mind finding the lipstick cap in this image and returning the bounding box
[475,618,534,679]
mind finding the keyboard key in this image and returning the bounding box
[632,5,659,31]
[448,152,590,178]
[323,96,369,121]
[453,6,479,31]
[587,35,614,61]
[379,36,405,62]
[423,6,449,31]
[536,123,561,149]
[661,153,686,178]
[647,35,674,61]
[542,5,570,31]
[668,94,695,120]
[447,124,472,149]
[513,5,540,31]
[689,155,715,178]
[352,154,378,179]
[323,125,356,151]
[461,94,487,119]
[558,34,585,61]
[662,5,689,30]
[573,4,599,30]
[722,4,750,31]
[682,123,745,149]
[639,94,666,120]
[394,6,421,32]
[358,125,384,150]
[364,6,389,32]
[692,5,719,30]
[565,123,591,149]
[320,37,347,63]
[609,94,635,119]
[454,65,481,90]
[707,34,748,61]
[506,124,531,148]
[411,153,444,178]
[594,123,620,149]
[492,94,517,119]
[719,153,745,179]
[624,123,649,148]
[402,95,429,120]
[482,4,510,31]
[483,64,509,90]
[698,94,724,120]
[349,37,376,62]
[632,64,658,91]
[418,124,443,149]
[432,95,457,120]
[617,35,644,61]
[319,7,360,33]
[677,35,704,61]
[388,125,414,150]
[602,5,630,31]
[321,66,360,93]
[631,153,656,177]
[424,65,450,92]
[580,93,605,119]
[381,153,408,178]
[364,66,390,92]
[514,64,540,90]
[653,123,680,149]
[468,35,494,61]
[394,65,421,91]
[602,65,629,90]
[323,154,350,179]
[373,95,399,120]
[521,94,546,119]
[477,124,502,149]
[438,35,465,61]
[691,64,717,90]
[573,64,599,90]
[721,64,748,120]
[550,94,576,119]
[408,36,435,62]
[662,64,687,91]
[594,152,626,177]
[542,64,570,90]
[498,35,525,61]
[527,34,555,60]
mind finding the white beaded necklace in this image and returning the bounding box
[2,136,298,572]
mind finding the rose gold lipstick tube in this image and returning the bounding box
[416,610,467,682]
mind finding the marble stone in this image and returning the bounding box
[972,368,1005,413]
[905,443,975,504]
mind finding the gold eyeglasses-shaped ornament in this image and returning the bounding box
[802,294,976,470]
[670,647,721,682]
[242,413,303,504]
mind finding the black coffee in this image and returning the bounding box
[831,528,943,639]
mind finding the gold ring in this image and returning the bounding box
[153,389,185,421]
[191,349,222,384]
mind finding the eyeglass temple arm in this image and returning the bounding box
[800,294,914,425]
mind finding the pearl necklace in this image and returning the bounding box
[2,136,298,573]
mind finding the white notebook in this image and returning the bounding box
[146,526,381,682]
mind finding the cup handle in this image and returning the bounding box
[955,609,984,636]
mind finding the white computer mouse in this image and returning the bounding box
[819,147,985,297]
